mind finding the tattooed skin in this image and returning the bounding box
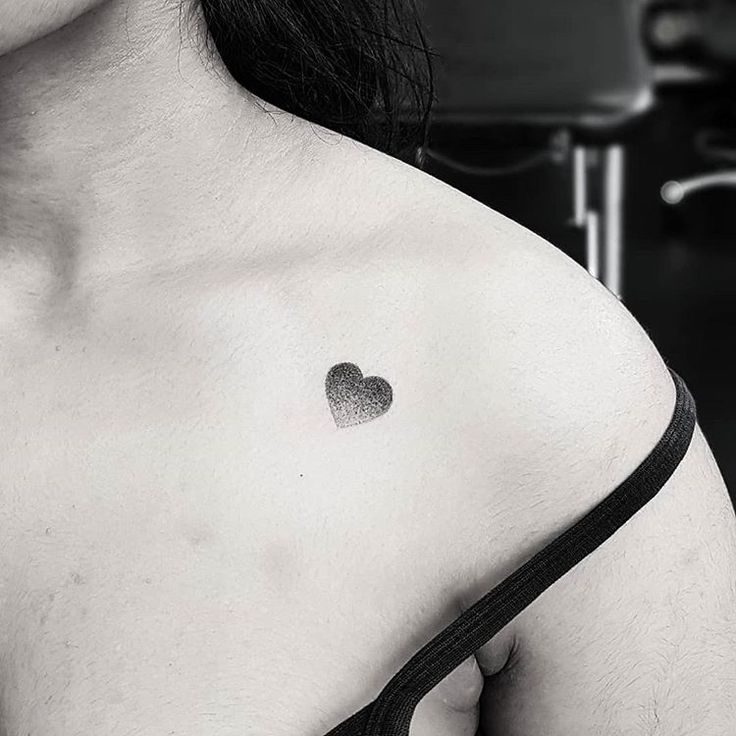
[325,363,393,428]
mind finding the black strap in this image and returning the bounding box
[324,367,697,736]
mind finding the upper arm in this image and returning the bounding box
[478,422,736,735]
[436,209,736,734]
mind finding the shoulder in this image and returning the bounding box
[270,137,683,531]
[370,163,736,732]
[278,144,688,558]
[307,146,680,507]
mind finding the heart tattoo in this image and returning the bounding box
[325,362,393,428]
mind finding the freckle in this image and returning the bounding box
[70,572,85,585]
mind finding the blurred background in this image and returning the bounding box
[396,0,736,503]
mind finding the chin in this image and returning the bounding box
[0,0,107,57]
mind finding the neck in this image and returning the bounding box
[0,1,337,306]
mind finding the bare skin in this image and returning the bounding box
[1,2,735,735]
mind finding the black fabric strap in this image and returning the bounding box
[324,367,697,736]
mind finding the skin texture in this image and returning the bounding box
[0,0,107,55]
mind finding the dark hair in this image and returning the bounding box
[195,0,435,158]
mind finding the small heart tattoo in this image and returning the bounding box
[325,362,393,428]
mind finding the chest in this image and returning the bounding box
[0,325,485,735]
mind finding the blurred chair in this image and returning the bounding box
[417,0,655,300]
[656,0,736,207]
